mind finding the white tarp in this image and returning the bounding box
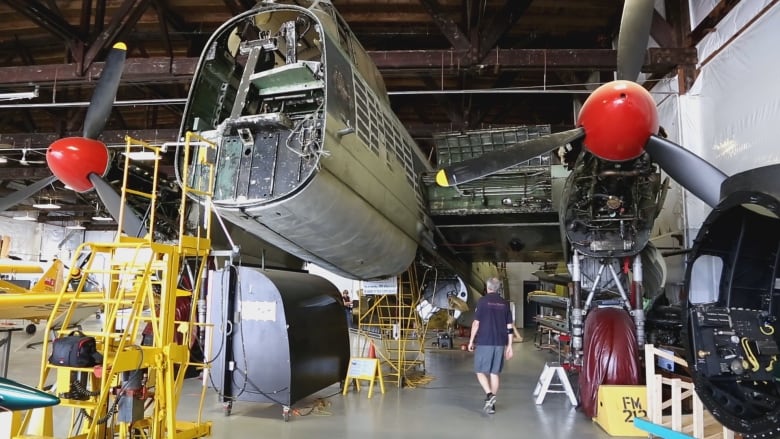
[650,78,687,285]
[683,3,780,230]
[693,0,776,64]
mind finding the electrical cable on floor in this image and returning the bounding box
[285,390,343,418]
[292,398,333,417]
[402,372,436,388]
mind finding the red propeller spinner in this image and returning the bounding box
[576,80,659,162]
[46,137,110,192]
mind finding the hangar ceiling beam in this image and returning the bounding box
[0,167,53,181]
[0,47,696,85]
[418,0,472,54]
[0,57,198,84]
[689,0,742,46]
[82,0,152,73]
[223,0,256,16]
[151,0,173,59]
[4,0,84,51]
[419,74,464,129]
[418,0,532,66]
[0,129,179,149]
[477,1,532,61]
[650,9,676,48]
[368,47,696,73]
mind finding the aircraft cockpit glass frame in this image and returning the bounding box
[688,255,722,305]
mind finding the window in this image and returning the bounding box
[689,255,723,304]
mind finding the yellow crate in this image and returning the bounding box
[594,385,648,437]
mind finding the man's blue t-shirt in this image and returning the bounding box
[473,293,513,346]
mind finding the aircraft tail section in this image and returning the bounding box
[30,259,64,294]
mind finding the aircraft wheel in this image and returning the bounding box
[578,307,640,418]
[25,324,37,335]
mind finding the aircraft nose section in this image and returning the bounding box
[47,137,110,192]
[0,377,60,411]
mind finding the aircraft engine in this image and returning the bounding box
[417,277,469,323]
[562,151,663,259]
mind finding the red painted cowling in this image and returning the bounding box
[578,307,640,418]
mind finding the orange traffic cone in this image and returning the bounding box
[367,342,376,359]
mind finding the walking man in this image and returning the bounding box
[468,276,514,414]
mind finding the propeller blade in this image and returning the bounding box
[616,0,654,81]
[645,134,727,207]
[82,42,127,139]
[88,173,148,237]
[435,128,585,187]
[0,175,58,212]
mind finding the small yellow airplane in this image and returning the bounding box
[0,259,101,343]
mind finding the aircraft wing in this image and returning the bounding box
[17,301,101,351]
[0,260,44,274]
[0,292,81,321]
[0,259,69,319]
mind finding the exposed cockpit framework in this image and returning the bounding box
[177,1,496,291]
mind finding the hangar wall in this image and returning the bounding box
[0,216,114,263]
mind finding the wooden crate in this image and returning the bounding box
[643,344,735,439]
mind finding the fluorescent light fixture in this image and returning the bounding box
[66,223,86,230]
[0,156,7,164]
[14,213,37,221]
[122,151,159,160]
[0,88,39,102]
[91,204,113,221]
[32,201,60,209]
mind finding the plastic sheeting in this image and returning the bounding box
[682,3,780,231]
[578,307,640,418]
[693,1,775,65]
[645,3,780,246]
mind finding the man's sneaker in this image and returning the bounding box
[483,394,497,413]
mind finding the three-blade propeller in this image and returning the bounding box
[0,43,147,237]
[435,0,727,208]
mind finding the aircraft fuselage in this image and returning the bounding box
[180,2,434,280]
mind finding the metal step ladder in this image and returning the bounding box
[533,362,578,405]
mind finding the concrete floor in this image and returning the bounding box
[2,323,633,438]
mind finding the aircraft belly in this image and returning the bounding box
[219,170,417,280]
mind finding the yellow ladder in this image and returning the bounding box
[16,135,217,439]
[358,264,427,387]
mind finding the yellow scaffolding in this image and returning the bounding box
[357,264,426,387]
[15,135,217,439]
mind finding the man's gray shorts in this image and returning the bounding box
[474,345,505,374]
